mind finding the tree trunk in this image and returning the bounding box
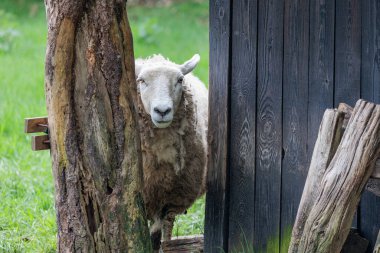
[44,0,152,252]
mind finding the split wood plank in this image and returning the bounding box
[162,235,203,253]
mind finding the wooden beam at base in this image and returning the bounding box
[162,235,203,253]
[32,135,50,151]
[25,117,48,133]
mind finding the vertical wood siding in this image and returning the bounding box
[206,0,380,252]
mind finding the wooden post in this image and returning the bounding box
[289,100,380,253]
[288,108,346,252]
[44,0,152,252]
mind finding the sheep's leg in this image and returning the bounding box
[150,218,163,252]
[162,213,175,241]
[151,229,162,252]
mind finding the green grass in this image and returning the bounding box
[0,1,208,252]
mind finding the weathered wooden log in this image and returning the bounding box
[44,0,152,251]
[289,108,346,252]
[337,104,380,197]
[162,235,204,253]
[289,99,380,253]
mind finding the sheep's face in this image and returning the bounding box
[136,54,200,128]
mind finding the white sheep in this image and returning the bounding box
[135,54,208,251]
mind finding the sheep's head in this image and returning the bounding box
[135,54,200,128]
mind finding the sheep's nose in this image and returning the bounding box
[154,106,172,117]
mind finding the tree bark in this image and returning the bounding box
[44,0,152,252]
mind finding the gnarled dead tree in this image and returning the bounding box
[44,0,152,251]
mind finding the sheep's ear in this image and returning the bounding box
[180,54,200,75]
[135,59,144,78]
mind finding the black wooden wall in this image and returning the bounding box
[205,0,380,252]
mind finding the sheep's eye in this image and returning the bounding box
[178,77,184,84]
[137,78,146,84]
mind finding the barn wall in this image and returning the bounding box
[205,0,380,252]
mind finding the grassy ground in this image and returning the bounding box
[0,1,208,252]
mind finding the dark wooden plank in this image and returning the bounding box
[359,184,380,253]
[307,0,335,157]
[334,0,361,107]
[254,0,283,252]
[204,0,231,252]
[360,1,380,251]
[361,0,380,103]
[335,0,362,230]
[281,0,309,251]
[24,117,48,133]
[228,0,257,251]
[31,135,50,151]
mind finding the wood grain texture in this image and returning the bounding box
[24,117,48,133]
[32,135,50,151]
[228,0,258,251]
[162,235,203,253]
[360,1,380,252]
[297,100,380,253]
[254,0,283,251]
[204,0,231,252]
[334,0,361,107]
[281,0,309,251]
[307,0,335,157]
[288,109,345,252]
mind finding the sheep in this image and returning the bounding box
[135,54,208,251]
